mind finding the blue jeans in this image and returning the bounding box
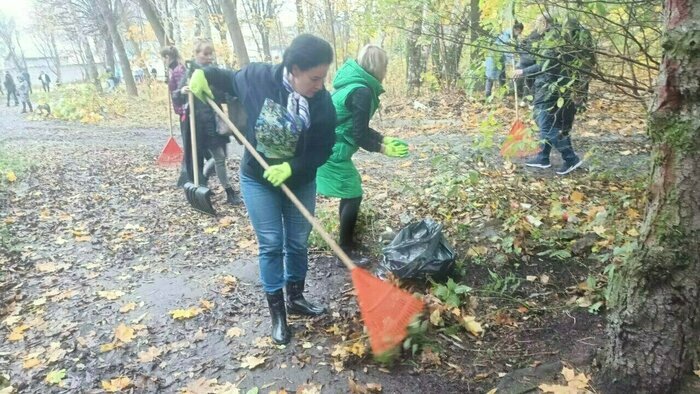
[534,103,579,165]
[240,173,316,293]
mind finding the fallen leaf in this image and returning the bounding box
[240,355,267,370]
[366,383,382,392]
[462,316,484,337]
[100,342,117,352]
[619,150,632,155]
[7,325,29,341]
[200,299,215,311]
[429,309,443,326]
[45,369,66,385]
[526,215,543,227]
[193,327,207,342]
[226,327,244,338]
[114,324,135,343]
[119,302,137,313]
[101,376,132,392]
[526,275,537,282]
[695,369,700,377]
[626,228,639,237]
[626,208,640,220]
[98,290,125,300]
[32,297,47,307]
[593,225,607,237]
[23,358,41,369]
[540,275,550,285]
[6,171,17,182]
[138,346,162,363]
[204,226,219,234]
[570,191,584,204]
[302,341,313,349]
[3,315,21,326]
[219,216,234,227]
[169,307,202,320]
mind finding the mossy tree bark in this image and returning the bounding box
[602,0,700,392]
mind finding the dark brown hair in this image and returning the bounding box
[160,46,181,63]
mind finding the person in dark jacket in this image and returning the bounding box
[190,34,336,345]
[39,71,52,92]
[180,39,239,205]
[161,46,207,187]
[316,45,409,266]
[4,72,19,106]
[514,14,583,175]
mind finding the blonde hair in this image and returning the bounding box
[194,39,214,54]
[357,44,388,82]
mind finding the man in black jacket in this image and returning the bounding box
[513,14,585,175]
[4,72,19,107]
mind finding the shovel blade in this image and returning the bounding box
[183,182,217,216]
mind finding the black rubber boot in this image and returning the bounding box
[285,281,327,316]
[225,187,241,205]
[265,290,291,345]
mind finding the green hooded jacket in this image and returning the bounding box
[316,59,384,198]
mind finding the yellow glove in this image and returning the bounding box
[263,162,292,187]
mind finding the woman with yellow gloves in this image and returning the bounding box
[316,45,409,266]
[189,35,337,345]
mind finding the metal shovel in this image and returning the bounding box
[183,92,216,216]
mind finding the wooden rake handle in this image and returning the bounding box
[189,92,202,187]
[206,98,358,271]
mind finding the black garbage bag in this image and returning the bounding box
[378,219,456,280]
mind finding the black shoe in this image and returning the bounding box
[285,281,327,316]
[556,158,583,175]
[525,157,551,169]
[336,248,370,268]
[265,290,291,345]
[225,187,241,205]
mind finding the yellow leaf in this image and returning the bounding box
[626,228,639,237]
[98,290,125,300]
[169,307,201,320]
[462,316,484,337]
[349,341,366,357]
[592,225,607,237]
[302,341,313,349]
[219,216,234,227]
[226,327,244,338]
[429,309,444,326]
[570,191,584,204]
[695,369,700,377]
[561,367,589,389]
[101,376,132,392]
[137,346,162,363]
[7,325,29,341]
[240,355,267,370]
[75,235,92,242]
[114,324,135,343]
[6,171,17,182]
[204,226,219,234]
[4,315,21,326]
[626,208,640,219]
[45,369,66,385]
[486,389,498,394]
[119,302,137,313]
[100,342,117,353]
[23,358,41,369]
[199,299,215,311]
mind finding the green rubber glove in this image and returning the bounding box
[189,69,213,102]
[263,162,292,186]
[384,141,409,158]
[383,136,408,147]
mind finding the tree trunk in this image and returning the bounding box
[138,0,167,47]
[82,38,103,93]
[602,0,700,392]
[96,0,137,96]
[295,0,305,33]
[406,15,423,96]
[260,29,271,62]
[324,0,337,70]
[50,32,62,83]
[100,22,116,74]
[199,0,213,40]
[220,0,249,67]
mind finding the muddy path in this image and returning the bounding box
[0,103,650,393]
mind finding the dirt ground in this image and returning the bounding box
[0,101,649,393]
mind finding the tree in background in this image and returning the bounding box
[97,0,138,96]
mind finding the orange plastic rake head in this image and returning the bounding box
[351,268,424,355]
[500,120,540,158]
[157,136,183,166]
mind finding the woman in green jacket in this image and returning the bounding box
[316,45,409,264]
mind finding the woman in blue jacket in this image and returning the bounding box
[190,35,336,345]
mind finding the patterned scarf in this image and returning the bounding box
[282,67,311,135]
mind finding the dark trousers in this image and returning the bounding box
[6,90,18,106]
[178,117,211,186]
[338,197,363,250]
[42,83,50,92]
[534,103,579,165]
